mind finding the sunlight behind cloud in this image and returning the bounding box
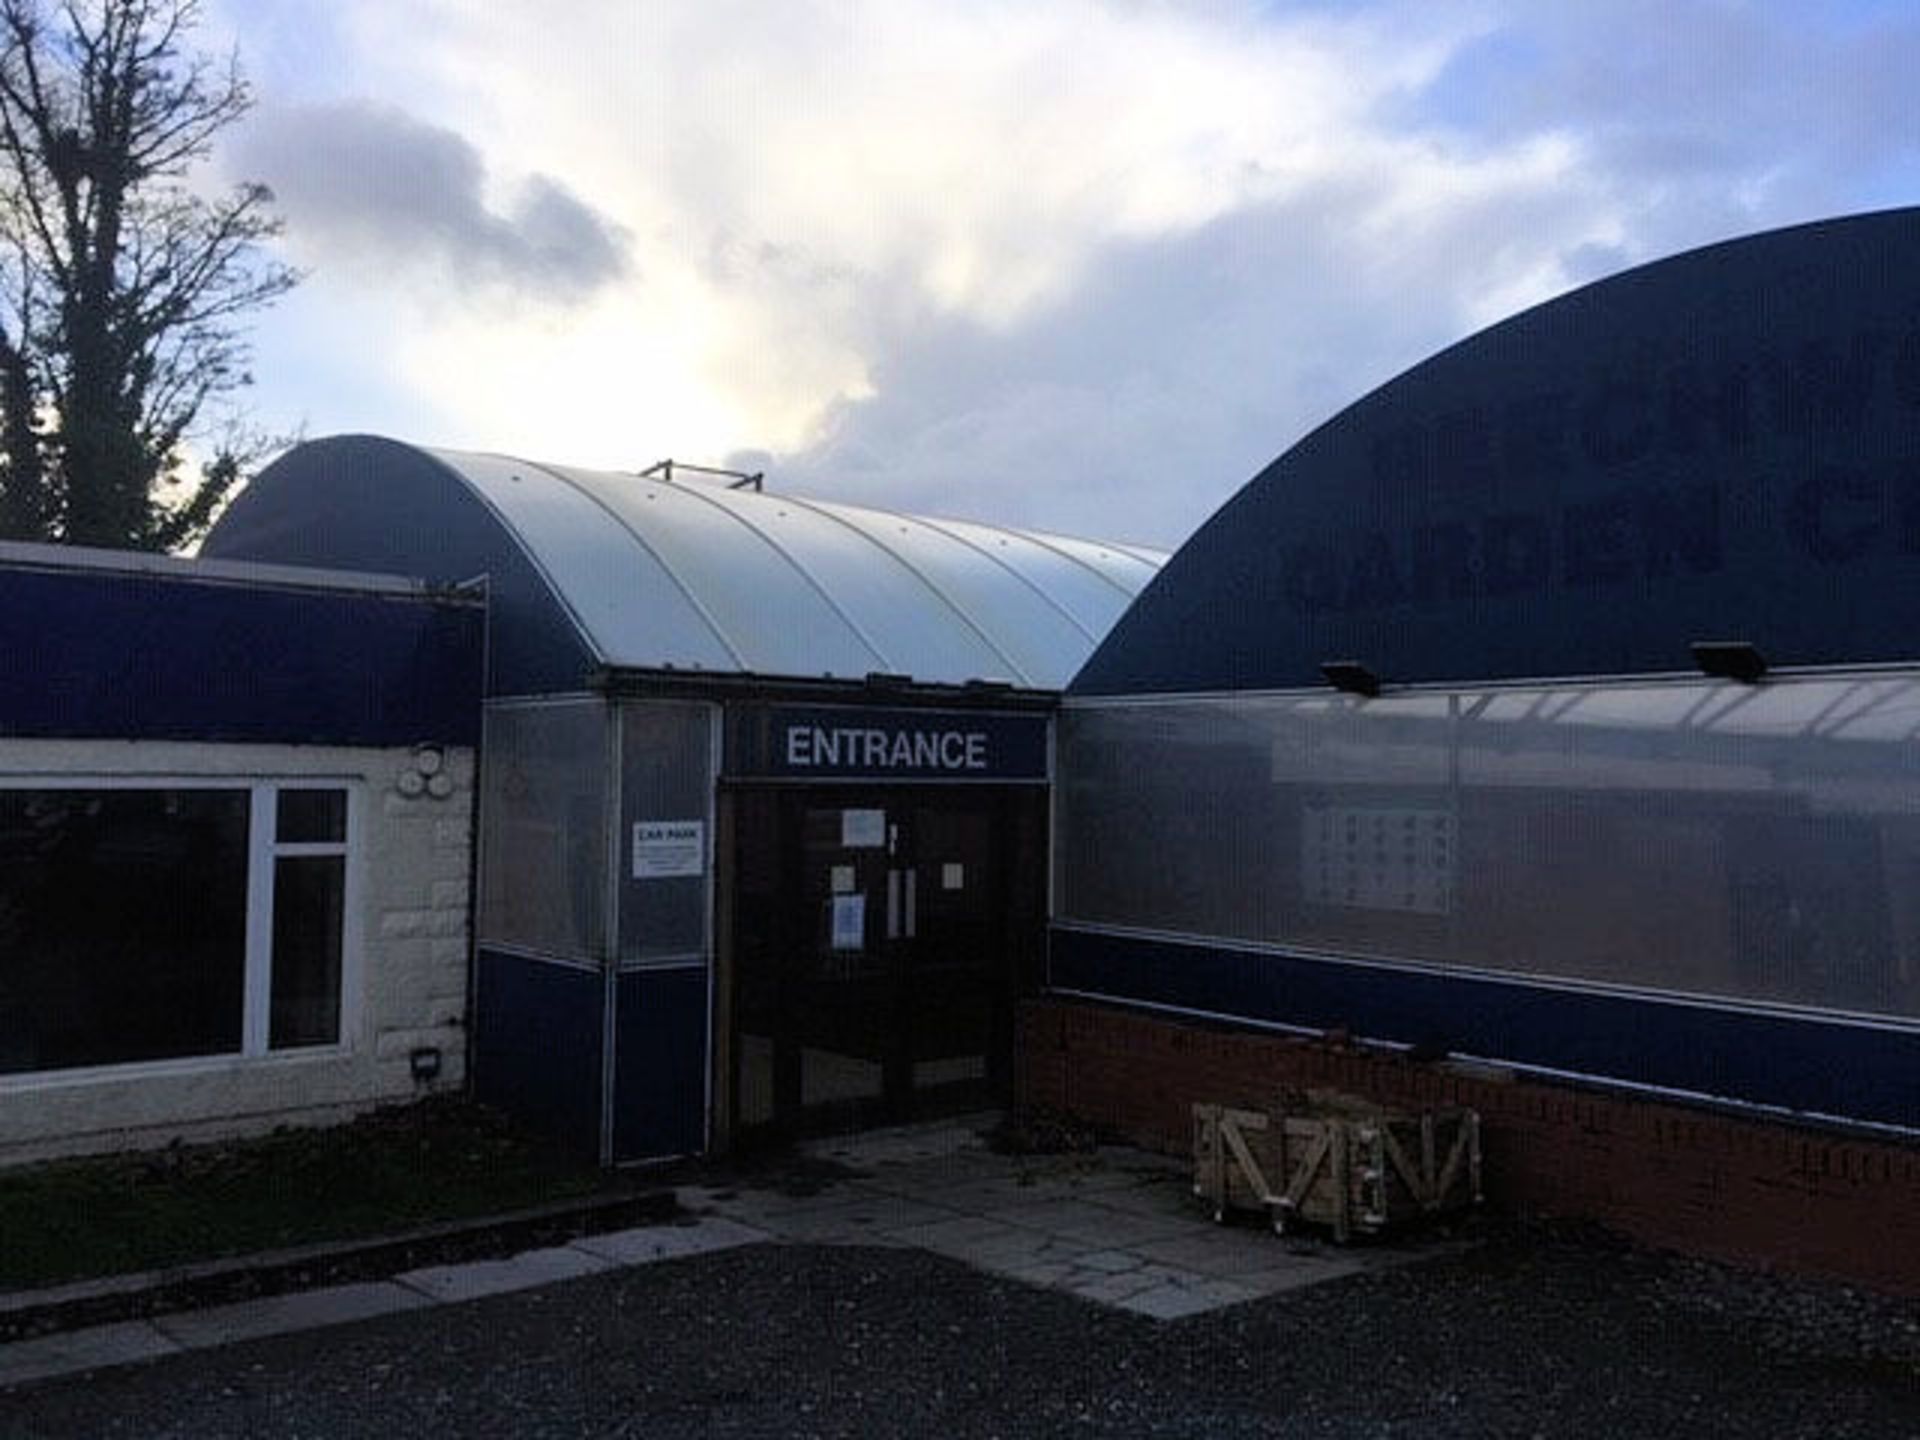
[235,0,1492,474]
[214,0,1920,542]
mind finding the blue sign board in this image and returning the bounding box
[727,705,1048,783]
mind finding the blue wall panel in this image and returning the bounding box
[473,949,604,1159]
[0,565,481,746]
[203,434,594,698]
[1075,208,1920,695]
[611,967,708,1162]
[1049,926,1920,1129]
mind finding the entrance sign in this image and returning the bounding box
[727,705,1048,783]
[632,820,704,879]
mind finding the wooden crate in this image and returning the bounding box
[1194,1091,1481,1242]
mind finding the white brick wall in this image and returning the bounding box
[0,738,476,1165]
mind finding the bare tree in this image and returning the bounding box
[0,0,295,551]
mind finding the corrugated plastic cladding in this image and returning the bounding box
[0,564,483,746]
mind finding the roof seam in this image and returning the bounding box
[506,455,751,670]
[766,492,1039,686]
[635,474,894,674]
[418,447,611,668]
[1003,525,1144,602]
[903,513,1099,646]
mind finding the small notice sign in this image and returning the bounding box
[841,808,885,848]
[632,820,705,880]
[831,894,866,950]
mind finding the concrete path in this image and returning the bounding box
[0,1117,1453,1390]
[704,1118,1415,1321]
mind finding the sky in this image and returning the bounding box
[193,0,1920,550]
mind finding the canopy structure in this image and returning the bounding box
[206,435,1165,696]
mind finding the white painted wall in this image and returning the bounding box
[0,738,474,1165]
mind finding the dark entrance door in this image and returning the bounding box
[728,785,1044,1137]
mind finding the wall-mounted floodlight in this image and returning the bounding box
[1320,660,1381,697]
[1690,640,1767,684]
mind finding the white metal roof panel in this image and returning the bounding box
[920,515,1164,639]
[805,500,1097,686]
[434,450,738,671]
[422,447,1166,688]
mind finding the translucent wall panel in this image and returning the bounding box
[1057,675,1920,1021]
[479,701,609,962]
[618,701,716,965]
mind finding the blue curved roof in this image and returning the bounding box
[204,435,1166,696]
[1072,207,1920,696]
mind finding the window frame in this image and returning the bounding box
[0,774,362,1086]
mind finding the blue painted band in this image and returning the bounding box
[0,563,482,746]
[1048,924,1920,1130]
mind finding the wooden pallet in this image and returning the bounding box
[1193,1094,1481,1242]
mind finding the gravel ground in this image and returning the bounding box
[4,1221,1917,1439]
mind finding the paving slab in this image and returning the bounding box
[1060,1263,1203,1306]
[1076,1181,1205,1220]
[698,1181,898,1222]
[395,1244,613,1304]
[0,1321,180,1388]
[986,1197,1195,1247]
[880,1213,1025,1256]
[570,1217,769,1266]
[996,1258,1086,1288]
[945,1228,1097,1272]
[1119,1279,1263,1320]
[1132,1229,1332,1277]
[800,1117,1000,1168]
[751,1194,962,1244]
[865,1169,1076,1210]
[1065,1248,1150,1276]
[151,1282,432,1350]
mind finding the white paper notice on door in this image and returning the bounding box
[831,893,866,950]
[632,820,704,879]
[841,808,885,848]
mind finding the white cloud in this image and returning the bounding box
[220,0,1920,545]
[237,102,629,301]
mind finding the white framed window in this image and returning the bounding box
[0,779,358,1078]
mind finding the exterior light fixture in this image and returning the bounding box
[1690,640,1767,684]
[1320,660,1381,698]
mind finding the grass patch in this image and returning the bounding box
[0,1098,623,1291]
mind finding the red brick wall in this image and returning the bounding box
[1016,997,1920,1295]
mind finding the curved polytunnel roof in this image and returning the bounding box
[203,435,1166,696]
[1073,206,1920,697]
